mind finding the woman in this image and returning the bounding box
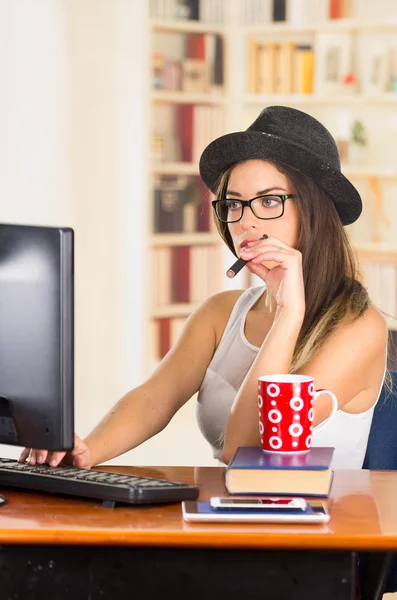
[20,105,388,469]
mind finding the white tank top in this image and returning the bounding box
[196,286,385,469]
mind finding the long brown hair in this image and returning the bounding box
[214,161,372,372]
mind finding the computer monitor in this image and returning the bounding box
[0,223,74,451]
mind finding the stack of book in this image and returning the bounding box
[225,446,334,497]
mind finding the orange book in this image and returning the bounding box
[258,41,278,94]
[186,34,206,59]
[276,41,294,94]
[293,45,314,94]
[329,0,342,18]
[247,39,261,94]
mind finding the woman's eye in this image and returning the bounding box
[226,200,241,210]
[261,196,280,207]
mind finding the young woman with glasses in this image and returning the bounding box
[20,106,388,469]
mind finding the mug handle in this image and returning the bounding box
[312,389,338,435]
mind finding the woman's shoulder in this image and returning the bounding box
[203,288,246,317]
[349,305,388,339]
[324,305,388,369]
[199,289,251,346]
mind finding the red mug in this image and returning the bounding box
[258,374,337,454]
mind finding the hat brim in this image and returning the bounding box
[199,131,362,226]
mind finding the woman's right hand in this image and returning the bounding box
[18,433,93,469]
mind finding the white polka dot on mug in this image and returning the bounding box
[258,375,338,453]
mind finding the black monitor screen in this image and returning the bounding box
[0,223,74,451]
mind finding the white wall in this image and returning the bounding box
[0,0,72,457]
[0,0,215,466]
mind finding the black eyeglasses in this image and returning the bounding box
[212,194,296,223]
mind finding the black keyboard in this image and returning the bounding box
[0,458,199,506]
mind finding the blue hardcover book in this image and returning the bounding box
[225,447,334,497]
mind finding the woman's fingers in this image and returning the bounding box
[47,451,67,467]
[18,448,30,463]
[17,434,89,469]
[18,447,66,467]
[251,249,295,264]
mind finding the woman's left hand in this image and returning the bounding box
[240,236,305,317]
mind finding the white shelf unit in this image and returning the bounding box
[152,90,226,104]
[147,6,232,373]
[242,18,397,35]
[151,162,199,175]
[241,4,397,328]
[146,2,397,374]
[151,19,227,35]
[243,94,397,107]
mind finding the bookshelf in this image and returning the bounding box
[147,0,230,373]
[239,0,397,342]
[145,0,397,373]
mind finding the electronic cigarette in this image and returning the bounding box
[226,234,268,278]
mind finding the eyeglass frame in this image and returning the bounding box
[211,194,296,223]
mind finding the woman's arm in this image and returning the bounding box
[222,237,305,462]
[84,297,220,466]
[222,305,387,463]
[221,237,388,463]
[21,292,237,467]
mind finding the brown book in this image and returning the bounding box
[171,246,190,303]
[158,318,171,359]
[225,446,334,497]
[176,105,194,162]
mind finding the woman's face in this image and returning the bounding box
[226,160,300,257]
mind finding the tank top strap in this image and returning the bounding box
[217,286,265,348]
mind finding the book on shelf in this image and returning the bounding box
[154,187,184,233]
[149,0,225,23]
[171,246,190,302]
[151,317,187,361]
[153,103,225,164]
[151,244,220,307]
[272,0,286,22]
[225,446,334,497]
[241,0,349,25]
[152,32,224,94]
[153,176,211,233]
[247,39,314,95]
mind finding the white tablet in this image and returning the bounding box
[182,500,330,524]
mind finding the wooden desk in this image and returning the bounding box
[0,466,396,600]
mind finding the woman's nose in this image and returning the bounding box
[239,205,258,230]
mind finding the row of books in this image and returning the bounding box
[152,33,224,93]
[152,104,226,163]
[150,0,225,23]
[153,176,211,233]
[248,35,397,96]
[151,245,220,306]
[241,0,352,25]
[248,40,314,95]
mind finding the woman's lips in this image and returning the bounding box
[239,234,267,251]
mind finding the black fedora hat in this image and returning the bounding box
[199,105,362,225]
